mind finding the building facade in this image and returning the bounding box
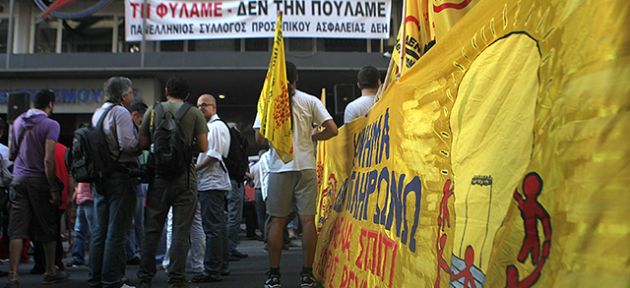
[0,0,401,146]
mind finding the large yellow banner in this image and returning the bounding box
[314,0,630,287]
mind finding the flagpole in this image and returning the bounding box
[140,0,147,67]
[397,0,407,79]
[6,0,14,69]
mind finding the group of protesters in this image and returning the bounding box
[0,62,381,288]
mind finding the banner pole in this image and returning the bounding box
[6,0,15,69]
[140,0,147,68]
[398,0,407,79]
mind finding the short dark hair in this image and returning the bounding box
[34,89,55,109]
[166,77,190,99]
[129,101,148,114]
[286,61,298,84]
[357,66,380,89]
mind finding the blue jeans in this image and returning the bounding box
[199,190,228,274]
[88,173,137,288]
[254,188,266,238]
[126,192,145,260]
[227,180,244,254]
[71,201,95,265]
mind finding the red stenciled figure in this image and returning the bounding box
[512,173,551,264]
[434,234,450,288]
[506,172,552,288]
[451,246,477,288]
[438,180,454,231]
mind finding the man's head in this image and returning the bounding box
[129,101,148,127]
[197,94,217,120]
[104,77,134,107]
[165,77,190,100]
[286,61,298,97]
[357,66,381,90]
[34,89,56,115]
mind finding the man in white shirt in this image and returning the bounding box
[192,94,232,283]
[343,66,381,124]
[254,62,338,288]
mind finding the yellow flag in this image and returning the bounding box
[429,0,478,40]
[380,0,430,97]
[257,12,293,163]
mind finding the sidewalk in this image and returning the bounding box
[1,238,305,288]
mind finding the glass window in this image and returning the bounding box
[159,41,185,52]
[34,19,59,53]
[190,40,240,51]
[61,16,114,53]
[245,39,269,51]
[287,38,314,52]
[319,39,367,52]
[0,18,8,53]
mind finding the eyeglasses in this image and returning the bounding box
[197,103,214,108]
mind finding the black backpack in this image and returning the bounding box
[68,104,120,183]
[214,119,249,182]
[150,103,192,181]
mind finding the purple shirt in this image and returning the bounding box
[11,109,60,177]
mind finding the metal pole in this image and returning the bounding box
[398,0,406,79]
[6,0,15,69]
[140,0,148,67]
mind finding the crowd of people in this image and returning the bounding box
[0,62,381,288]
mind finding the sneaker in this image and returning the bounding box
[264,272,281,288]
[41,270,69,285]
[220,268,231,276]
[121,284,136,288]
[65,261,84,268]
[191,272,222,283]
[231,250,249,259]
[299,272,317,288]
[4,280,19,288]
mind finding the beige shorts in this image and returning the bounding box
[266,169,317,217]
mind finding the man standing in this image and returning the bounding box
[191,94,231,283]
[343,66,381,124]
[137,77,208,288]
[126,101,148,265]
[6,89,68,286]
[254,62,338,288]
[89,77,140,288]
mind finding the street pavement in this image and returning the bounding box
[1,238,305,288]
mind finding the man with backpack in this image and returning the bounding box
[137,77,208,288]
[190,94,231,283]
[225,122,249,260]
[5,89,68,287]
[88,77,140,288]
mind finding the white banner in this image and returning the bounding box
[125,0,392,41]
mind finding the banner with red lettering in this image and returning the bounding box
[124,0,392,41]
[314,0,630,287]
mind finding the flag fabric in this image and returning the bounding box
[314,0,630,287]
[256,12,293,163]
[41,0,76,18]
[429,0,478,41]
[379,0,431,98]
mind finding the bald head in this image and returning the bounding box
[197,93,217,120]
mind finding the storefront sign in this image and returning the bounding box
[124,0,392,41]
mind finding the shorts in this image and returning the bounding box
[266,169,317,217]
[8,176,58,242]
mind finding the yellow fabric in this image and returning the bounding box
[256,13,293,163]
[314,0,630,287]
[429,0,478,41]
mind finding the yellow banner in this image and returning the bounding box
[257,12,293,163]
[429,0,478,40]
[314,0,630,287]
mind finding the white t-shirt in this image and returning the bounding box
[253,90,332,173]
[0,143,10,170]
[258,150,271,200]
[197,114,232,191]
[344,95,376,123]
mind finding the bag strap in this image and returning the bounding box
[97,103,122,161]
[174,103,192,121]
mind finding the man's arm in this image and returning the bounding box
[255,128,267,145]
[196,132,209,153]
[195,155,217,171]
[44,139,58,204]
[139,134,150,150]
[312,119,338,141]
